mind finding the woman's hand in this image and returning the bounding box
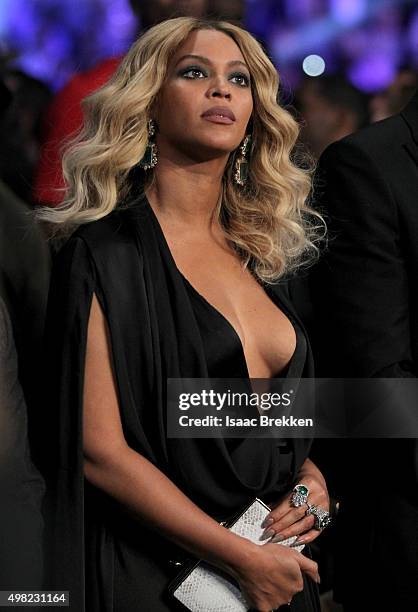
[260,459,330,547]
[229,540,320,611]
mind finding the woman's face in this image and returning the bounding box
[154,29,253,162]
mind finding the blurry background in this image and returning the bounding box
[1,0,417,93]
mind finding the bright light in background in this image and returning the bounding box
[302,54,326,76]
[331,0,366,26]
[0,0,11,36]
[349,52,397,92]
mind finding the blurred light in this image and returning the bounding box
[331,0,366,26]
[0,0,11,36]
[408,9,418,63]
[302,54,326,76]
[349,53,397,92]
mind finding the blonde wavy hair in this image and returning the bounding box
[36,16,325,283]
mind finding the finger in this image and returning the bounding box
[289,528,321,547]
[269,514,315,543]
[273,504,310,532]
[260,505,308,540]
[268,495,331,536]
[295,553,320,584]
[262,498,292,526]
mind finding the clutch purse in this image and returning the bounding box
[168,497,305,612]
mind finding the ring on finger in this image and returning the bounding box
[305,503,332,531]
[290,484,310,508]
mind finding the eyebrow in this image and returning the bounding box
[174,54,250,72]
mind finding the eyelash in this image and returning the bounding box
[179,66,250,87]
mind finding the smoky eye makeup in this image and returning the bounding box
[177,64,251,86]
[177,65,208,78]
[229,72,251,87]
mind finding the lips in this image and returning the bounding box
[201,106,236,124]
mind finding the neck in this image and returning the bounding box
[145,145,229,233]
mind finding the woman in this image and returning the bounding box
[37,17,329,612]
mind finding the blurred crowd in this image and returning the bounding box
[0,0,417,609]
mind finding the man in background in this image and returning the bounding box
[370,66,417,122]
[310,90,418,610]
[295,75,369,159]
[0,77,46,592]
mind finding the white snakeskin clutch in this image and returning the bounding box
[169,497,305,611]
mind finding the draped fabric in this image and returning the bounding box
[40,192,316,611]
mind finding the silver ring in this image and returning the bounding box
[305,503,332,531]
[290,483,310,508]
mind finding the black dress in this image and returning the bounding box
[40,192,320,611]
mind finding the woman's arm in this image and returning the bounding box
[83,293,247,569]
[83,293,319,610]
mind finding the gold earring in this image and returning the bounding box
[233,134,251,186]
[138,119,158,170]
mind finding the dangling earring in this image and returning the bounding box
[233,134,252,186]
[138,119,158,169]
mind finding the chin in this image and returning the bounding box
[201,136,239,154]
[178,135,239,161]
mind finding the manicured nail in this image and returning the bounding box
[259,528,275,541]
[261,516,274,528]
[270,533,285,543]
[291,537,305,546]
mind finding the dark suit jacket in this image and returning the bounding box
[310,92,418,609]
[0,297,45,589]
[0,180,51,459]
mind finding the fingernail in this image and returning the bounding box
[291,537,305,546]
[261,516,274,528]
[270,533,285,543]
[259,528,275,541]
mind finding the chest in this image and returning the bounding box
[168,236,297,378]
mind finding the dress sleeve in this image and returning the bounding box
[39,235,96,609]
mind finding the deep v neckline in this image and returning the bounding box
[143,194,298,379]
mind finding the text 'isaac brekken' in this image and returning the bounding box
[178,415,314,427]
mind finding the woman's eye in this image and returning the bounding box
[230,73,250,87]
[181,67,206,79]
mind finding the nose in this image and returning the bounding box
[206,75,231,100]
